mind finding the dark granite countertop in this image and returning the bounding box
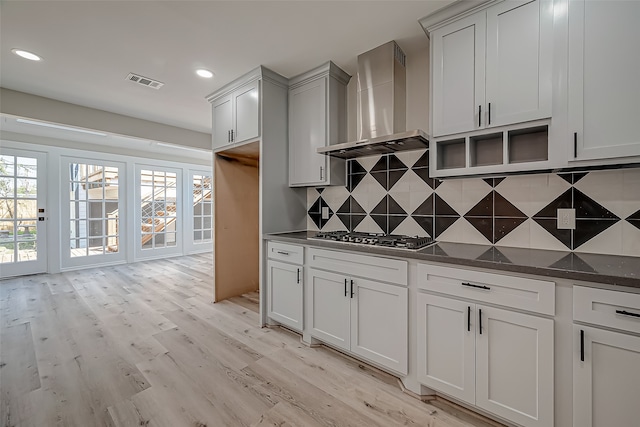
[265,231,640,290]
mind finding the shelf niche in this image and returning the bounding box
[508,126,549,164]
[470,132,503,167]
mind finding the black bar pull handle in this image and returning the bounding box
[231,129,234,142]
[228,130,231,142]
[478,105,482,127]
[276,251,290,256]
[350,279,354,298]
[574,132,578,158]
[478,308,483,335]
[344,278,348,297]
[462,282,491,290]
[467,306,471,332]
[580,329,585,362]
[297,268,300,284]
[488,102,491,125]
[616,310,640,318]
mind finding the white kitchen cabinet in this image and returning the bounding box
[417,264,554,427]
[288,62,350,187]
[267,260,303,332]
[417,293,476,404]
[306,248,408,375]
[431,13,485,137]
[475,305,554,427]
[573,326,640,427]
[266,242,304,332]
[568,0,640,161]
[306,268,351,350]
[210,79,260,150]
[350,278,408,374]
[428,0,552,138]
[572,286,640,427]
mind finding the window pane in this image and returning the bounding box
[18,241,37,262]
[16,178,37,198]
[194,217,202,230]
[89,220,103,237]
[105,184,118,201]
[17,221,36,241]
[0,221,14,241]
[16,157,37,177]
[0,242,15,263]
[194,230,202,241]
[0,156,15,176]
[17,200,37,219]
[203,230,212,240]
[0,199,15,219]
[0,177,14,197]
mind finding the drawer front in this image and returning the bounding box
[267,241,303,265]
[417,264,555,315]
[574,286,640,334]
[308,248,407,286]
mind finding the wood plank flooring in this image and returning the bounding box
[1,254,494,427]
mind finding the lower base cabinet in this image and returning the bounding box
[417,292,554,427]
[307,267,408,375]
[573,325,640,427]
[267,260,303,331]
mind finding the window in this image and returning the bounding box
[69,163,120,257]
[140,169,178,250]
[192,173,212,244]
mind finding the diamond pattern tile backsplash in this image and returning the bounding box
[307,149,640,257]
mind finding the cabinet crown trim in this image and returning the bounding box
[206,65,288,102]
[419,0,501,34]
[289,61,352,89]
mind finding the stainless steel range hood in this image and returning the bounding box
[318,41,429,160]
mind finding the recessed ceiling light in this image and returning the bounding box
[196,69,214,78]
[12,49,41,61]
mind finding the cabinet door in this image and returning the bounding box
[233,80,260,144]
[267,260,303,331]
[416,293,475,404]
[573,325,640,427]
[306,268,350,351]
[350,278,408,375]
[289,78,327,186]
[568,0,640,160]
[431,13,486,137]
[485,0,552,127]
[211,94,233,149]
[476,306,553,427]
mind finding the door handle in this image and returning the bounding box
[478,105,482,127]
[231,129,234,142]
[344,278,348,297]
[228,130,231,142]
[350,279,354,298]
[616,310,640,318]
[462,282,490,291]
[574,132,578,158]
[488,102,491,125]
[580,329,585,362]
[467,306,471,332]
[478,308,483,335]
[320,166,324,181]
[296,268,300,284]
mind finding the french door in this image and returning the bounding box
[0,149,47,278]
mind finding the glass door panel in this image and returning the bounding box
[0,150,47,277]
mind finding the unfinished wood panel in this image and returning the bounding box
[214,153,259,302]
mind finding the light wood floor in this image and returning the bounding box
[1,254,496,427]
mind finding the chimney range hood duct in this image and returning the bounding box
[318,41,429,159]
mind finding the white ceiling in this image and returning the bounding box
[0,0,454,135]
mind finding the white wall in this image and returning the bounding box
[1,88,211,150]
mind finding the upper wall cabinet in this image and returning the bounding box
[429,0,553,138]
[208,68,289,152]
[211,80,259,150]
[288,61,350,187]
[568,0,640,161]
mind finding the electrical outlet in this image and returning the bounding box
[557,208,576,230]
[322,206,329,220]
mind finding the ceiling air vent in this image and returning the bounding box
[126,73,164,89]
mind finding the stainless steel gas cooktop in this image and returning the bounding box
[311,231,436,250]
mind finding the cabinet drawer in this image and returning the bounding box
[417,264,555,315]
[267,241,303,265]
[308,248,407,286]
[574,286,640,334]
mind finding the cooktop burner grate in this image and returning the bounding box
[311,231,435,250]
